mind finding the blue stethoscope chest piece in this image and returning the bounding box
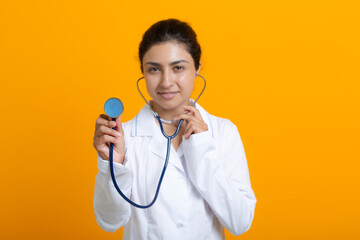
[104,98,124,118]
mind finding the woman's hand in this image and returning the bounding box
[93,114,125,164]
[174,105,208,139]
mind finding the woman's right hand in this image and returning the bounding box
[93,114,125,164]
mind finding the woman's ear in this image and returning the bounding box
[196,62,202,75]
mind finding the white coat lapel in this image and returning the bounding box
[131,104,185,172]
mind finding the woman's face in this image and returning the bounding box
[142,41,200,114]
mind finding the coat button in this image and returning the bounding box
[176,223,184,228]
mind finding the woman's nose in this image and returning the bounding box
[160,71,173,88]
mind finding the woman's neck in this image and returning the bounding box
[150,99,192,123]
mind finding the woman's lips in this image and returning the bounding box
[158,92,178,100]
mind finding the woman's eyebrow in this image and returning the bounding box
[145,60,189,66]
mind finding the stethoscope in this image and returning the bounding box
[103,73,206,209]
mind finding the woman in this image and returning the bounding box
[93,18,256,239]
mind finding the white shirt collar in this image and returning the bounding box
[131,99,213,137]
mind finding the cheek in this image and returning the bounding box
[144,78,158,97]
[179,75,195,93]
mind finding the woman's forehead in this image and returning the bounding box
[143,42,193,64]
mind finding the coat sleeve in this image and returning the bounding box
[93,153,132,232]
[182,119,257,236]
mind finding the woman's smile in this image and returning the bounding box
[158,91,179,100]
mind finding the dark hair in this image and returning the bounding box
[139,18,201,73]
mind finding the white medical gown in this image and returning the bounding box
[94,102,257,239]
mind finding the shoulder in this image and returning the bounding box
[207,114,239,138]
[119,118,137,152]
[122,120,132,137]
[206,113,246,162]
[209,114,237,130]
[120,104,155,138]
[195,101,239,139]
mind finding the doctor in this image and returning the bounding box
[93,18,256,239]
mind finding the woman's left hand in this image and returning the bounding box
[174,105,208,139]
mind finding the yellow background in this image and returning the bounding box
[1,0,359,239]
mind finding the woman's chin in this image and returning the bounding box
[151,97,188,113]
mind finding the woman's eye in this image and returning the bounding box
[174,66,184,71]
[149,67,160,72]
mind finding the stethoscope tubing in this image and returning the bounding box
[108,74,205,209]
[109,116,184,209]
